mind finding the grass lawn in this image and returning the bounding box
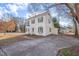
[0,34,28,46]
[57,46,79,56]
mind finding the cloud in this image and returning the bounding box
[4,9,10,13]
[6,4,19,16]
[6,3,28,17]
[0,11,4,19]
[0,7,5,19]
[24,13,30,19]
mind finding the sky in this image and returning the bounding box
[0,3,29,19]
[0,3,74,27]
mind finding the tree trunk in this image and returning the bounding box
[65,3,78,36]
[73,4,79,36]
[73,17,78,36]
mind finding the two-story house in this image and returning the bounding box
[25,11,58,36]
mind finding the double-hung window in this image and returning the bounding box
[38,16,43,23]
[38,27,43,34]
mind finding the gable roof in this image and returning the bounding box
[26,11,50,21]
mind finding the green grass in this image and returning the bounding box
[57,46,79,56]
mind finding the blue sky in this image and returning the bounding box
[0,3,74,27]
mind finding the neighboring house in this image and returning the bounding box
[25,11,58,36]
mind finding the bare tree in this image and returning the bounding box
[65,3,79,36]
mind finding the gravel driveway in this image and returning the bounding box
[0,35,79,56]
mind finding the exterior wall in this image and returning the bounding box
[26,15,47,36]
[44,13,58,35]
[25,12,58,36]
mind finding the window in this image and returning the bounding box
[38,16,43,23]
[32,28,34,32]
[49,28,51,32]
[38,27,43,34]
[31,19,35,24]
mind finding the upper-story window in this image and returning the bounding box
[31,19,35,24]
[38,16,43,23]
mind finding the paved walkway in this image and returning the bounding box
[0,35,79,56]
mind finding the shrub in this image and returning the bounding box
[52,18,60,28]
